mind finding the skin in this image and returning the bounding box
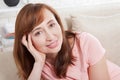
[88,56,111,80]
[22,9,110,80]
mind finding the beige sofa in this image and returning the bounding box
[0,2,120,80]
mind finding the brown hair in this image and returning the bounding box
[13,3,75,79]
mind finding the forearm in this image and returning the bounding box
[28,62,44,80]
[88,56,111,80]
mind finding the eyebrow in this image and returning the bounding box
[32,27,42,33]
[47,19,54,24]
[32,19,54,33]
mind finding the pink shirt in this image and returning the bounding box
[41,32,120,80]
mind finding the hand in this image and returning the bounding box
[22,34,46,63]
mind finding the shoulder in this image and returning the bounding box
[74,31,99,44]
[66,31,102,49]
[74,31,95,39]
[74,31,105,54]
[74,31,105,65]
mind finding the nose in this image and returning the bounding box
[45,30,54,41]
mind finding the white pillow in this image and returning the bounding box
[71,14,120,65]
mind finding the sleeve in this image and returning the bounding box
[83,33,106,66]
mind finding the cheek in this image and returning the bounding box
[58,27,63,37]
[55,25,62,34]
[31,37,45,50]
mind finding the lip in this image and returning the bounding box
[46,40,58,49]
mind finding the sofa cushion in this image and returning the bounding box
[0,51,19,80]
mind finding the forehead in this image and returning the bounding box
[32,9,56,30]
[43,9,55,19]
[32,8,56,29]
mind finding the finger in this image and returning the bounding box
[28,34,33,49]
[22,35,28,48]
[27,34,37,53]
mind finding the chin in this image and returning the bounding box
[51,47,61,54]
[46,46,61,54]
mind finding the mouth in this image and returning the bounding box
[46,40,58,49]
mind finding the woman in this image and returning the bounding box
[13,3,120,80]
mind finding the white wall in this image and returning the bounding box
[0,0,120,28]
[27,0,120,8]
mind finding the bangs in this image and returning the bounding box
[31,6,45,29]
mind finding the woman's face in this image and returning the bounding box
[31,9,63,55]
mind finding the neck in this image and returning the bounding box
[46,53,57,65]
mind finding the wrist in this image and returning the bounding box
[34,61,45,67]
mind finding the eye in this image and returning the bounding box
[49,23,55,27]
[34,31,42,36]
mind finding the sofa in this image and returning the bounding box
[0,2,120,80]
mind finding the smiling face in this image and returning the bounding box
[31,9,63,56]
